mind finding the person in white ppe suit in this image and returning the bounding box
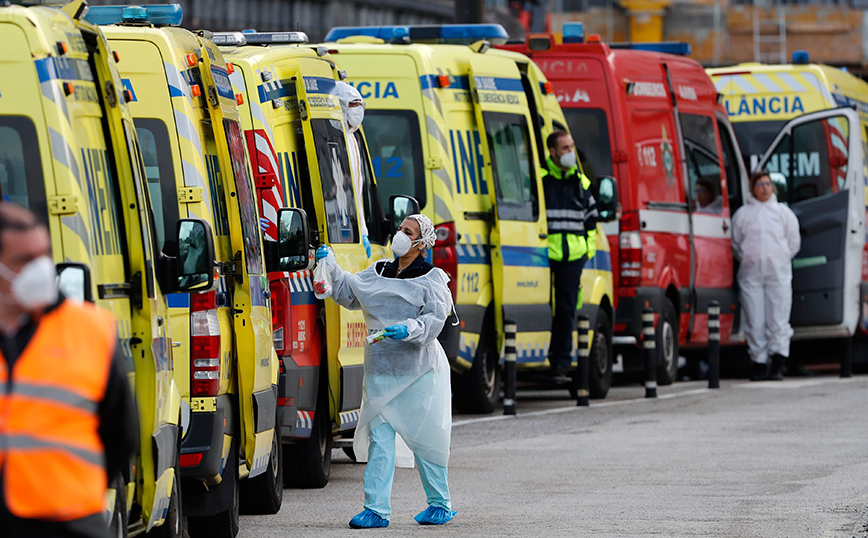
[732,171,800,381]
[334,81,371,257]
[314,213,456,528]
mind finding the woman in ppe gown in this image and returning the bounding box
[315,213,456,528]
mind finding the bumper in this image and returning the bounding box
[180,394,234,482]
[278,356,320,441]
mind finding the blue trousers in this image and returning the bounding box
[549,255,587,369]
[364,420,450,520]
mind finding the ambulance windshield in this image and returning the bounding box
[563,108,613,185]
[362,109,425,220]
[135,118,179,253]
[310,118,358,244]
[732,121,786,178]
[0,117,46,220]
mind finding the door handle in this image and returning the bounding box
[722,221,729,233]
[539,233,548,239]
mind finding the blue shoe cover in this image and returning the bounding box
[414,506,456,525]
[349,509,389,529]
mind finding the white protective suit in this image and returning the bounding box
[323,254,453,467]
[334,81,368,238]
[731,193,801,364]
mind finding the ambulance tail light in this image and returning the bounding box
[190,291,221,397]
[270,280,292,356]
[619,211,642,288]
[432,222,458,303]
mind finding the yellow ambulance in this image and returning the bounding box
[324,24,617,413]
[87,5,311,535]
[708,53,868,366]
[213,30,390,487]
[0,0,209,535]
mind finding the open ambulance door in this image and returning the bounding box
[197,40,276,476]
[468,55,551,358]
[292,60,365,427]
[754,107,864,334]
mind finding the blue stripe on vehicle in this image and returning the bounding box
[167,294,190,308]
[34,57,93,83]
[502,246,550,268]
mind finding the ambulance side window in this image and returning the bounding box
[310,118,357,244]
[763,115,849,205]
[482,111,538,222]
[354,129,386,245]
[135,118,179,254]
[223,119,264,272]
[563,108,613,186]
[718,119,742,213]
[0,116,47,219]
[681,114,723,215]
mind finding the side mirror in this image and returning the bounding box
[596,175,620,222]
[389,195,420,233]
[56,262,92,302]
[275,207,311,272]
[176,218,215,292]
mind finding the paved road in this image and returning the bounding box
[239,374,868,537]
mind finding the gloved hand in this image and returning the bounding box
[362,235,371,258]
[383,324,409,340]
[315,245,330,261]
[259,217,270,233]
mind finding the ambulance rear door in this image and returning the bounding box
[292,57,366,427]
[468,54,550,354]
[755,107,864,334]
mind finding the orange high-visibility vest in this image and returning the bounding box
[0,300,116,521]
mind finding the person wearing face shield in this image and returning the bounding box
[543,130,599,380]
[334,81,371,258]
[0,203,137,538]
[314,214,456,528]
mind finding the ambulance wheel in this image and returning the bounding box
[187,440,240,538]
[145,447,182,538]
[589,312,613,399]
[283,381,332,488]
[656,300,679,386]
[108,473,127,538]
[453,322,500,414]
[239,408,283,514]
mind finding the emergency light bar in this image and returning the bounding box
[243,32,309,45]
[562,22,583,43]
[212,32,247,46]
[324,24,509,45]
[85,4,183,26]
[792,50,810,64]
[609,41,692,56]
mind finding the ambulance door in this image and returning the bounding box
[197,43,275,476]
[292,61,365,425]
[755,107,864,331]
[468,56,550,355]
[680,113,735,341]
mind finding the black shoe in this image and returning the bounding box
[767,354,784,381]
[749,361,768,381]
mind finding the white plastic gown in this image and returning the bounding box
[322,254,453,466]
[731,194,801,362]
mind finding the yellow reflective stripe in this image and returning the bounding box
[11,382,98,414]
[2,434,104,467]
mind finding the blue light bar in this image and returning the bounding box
[212,32,247,46]
[792,50,810,65]
[563,22,583,44]
[85,4,183,27]
[324,24,509,45]
[243,32,309,45]
[609,41,692,56]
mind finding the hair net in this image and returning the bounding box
[333,80,364,118]
[407,214,436,250]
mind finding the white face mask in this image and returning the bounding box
[391,230,420,258]
[347,106,364,128]
[0,256,59,311]
[559,150,577,169]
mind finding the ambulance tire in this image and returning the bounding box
[187,441,240,538]
[283,372,332,489]
[145,447,183,538]
[108,473,127,538]
[588,312,613,399]
[453,321,500,415]
[656,300,679,386]
[239,408,283,515]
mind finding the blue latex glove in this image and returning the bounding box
[383,324,409,340]
[259,217,270,232]
[315,245,330,261]
[362,235,371,258]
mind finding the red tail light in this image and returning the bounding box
[270,280,291,355]
[432,222,458,303]
[190,291,221,397]
[619,211,642,288]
